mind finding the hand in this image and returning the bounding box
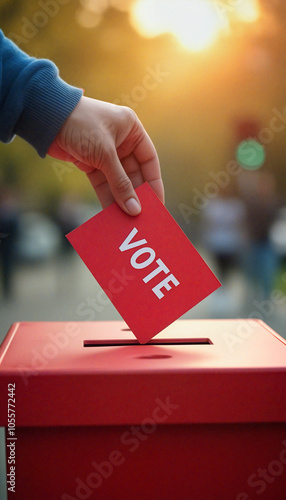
[48,96,164,215]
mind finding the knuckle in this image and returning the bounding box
[120,105,138,123]
[114,175,132,195]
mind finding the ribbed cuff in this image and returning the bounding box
[15,67,83,157]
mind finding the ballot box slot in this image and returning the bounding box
[83,338,213,347]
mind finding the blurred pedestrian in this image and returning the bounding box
[200,184,247,282]
[56,194,87,253]
[0,187,20,298]
[239,171,281,299]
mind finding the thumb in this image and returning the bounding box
[102,154,142,216]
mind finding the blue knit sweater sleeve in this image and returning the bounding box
[0,30,83,157]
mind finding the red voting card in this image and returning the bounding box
[66,183,220,343]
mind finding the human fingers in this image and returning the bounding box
[117,124,164,204]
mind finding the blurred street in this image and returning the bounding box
[1,251,285,345]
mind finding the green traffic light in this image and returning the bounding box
[236,139,265,170]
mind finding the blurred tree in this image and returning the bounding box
[0,0,285,223]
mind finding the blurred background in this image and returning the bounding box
[1,0,286,340]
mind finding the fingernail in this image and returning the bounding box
[125,197,141,215]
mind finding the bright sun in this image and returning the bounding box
[130,0,260,52]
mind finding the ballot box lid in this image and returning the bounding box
[0,319,285,427]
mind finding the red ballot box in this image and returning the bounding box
[0,319,285,500]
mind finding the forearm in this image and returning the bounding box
[0,30,82,157]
